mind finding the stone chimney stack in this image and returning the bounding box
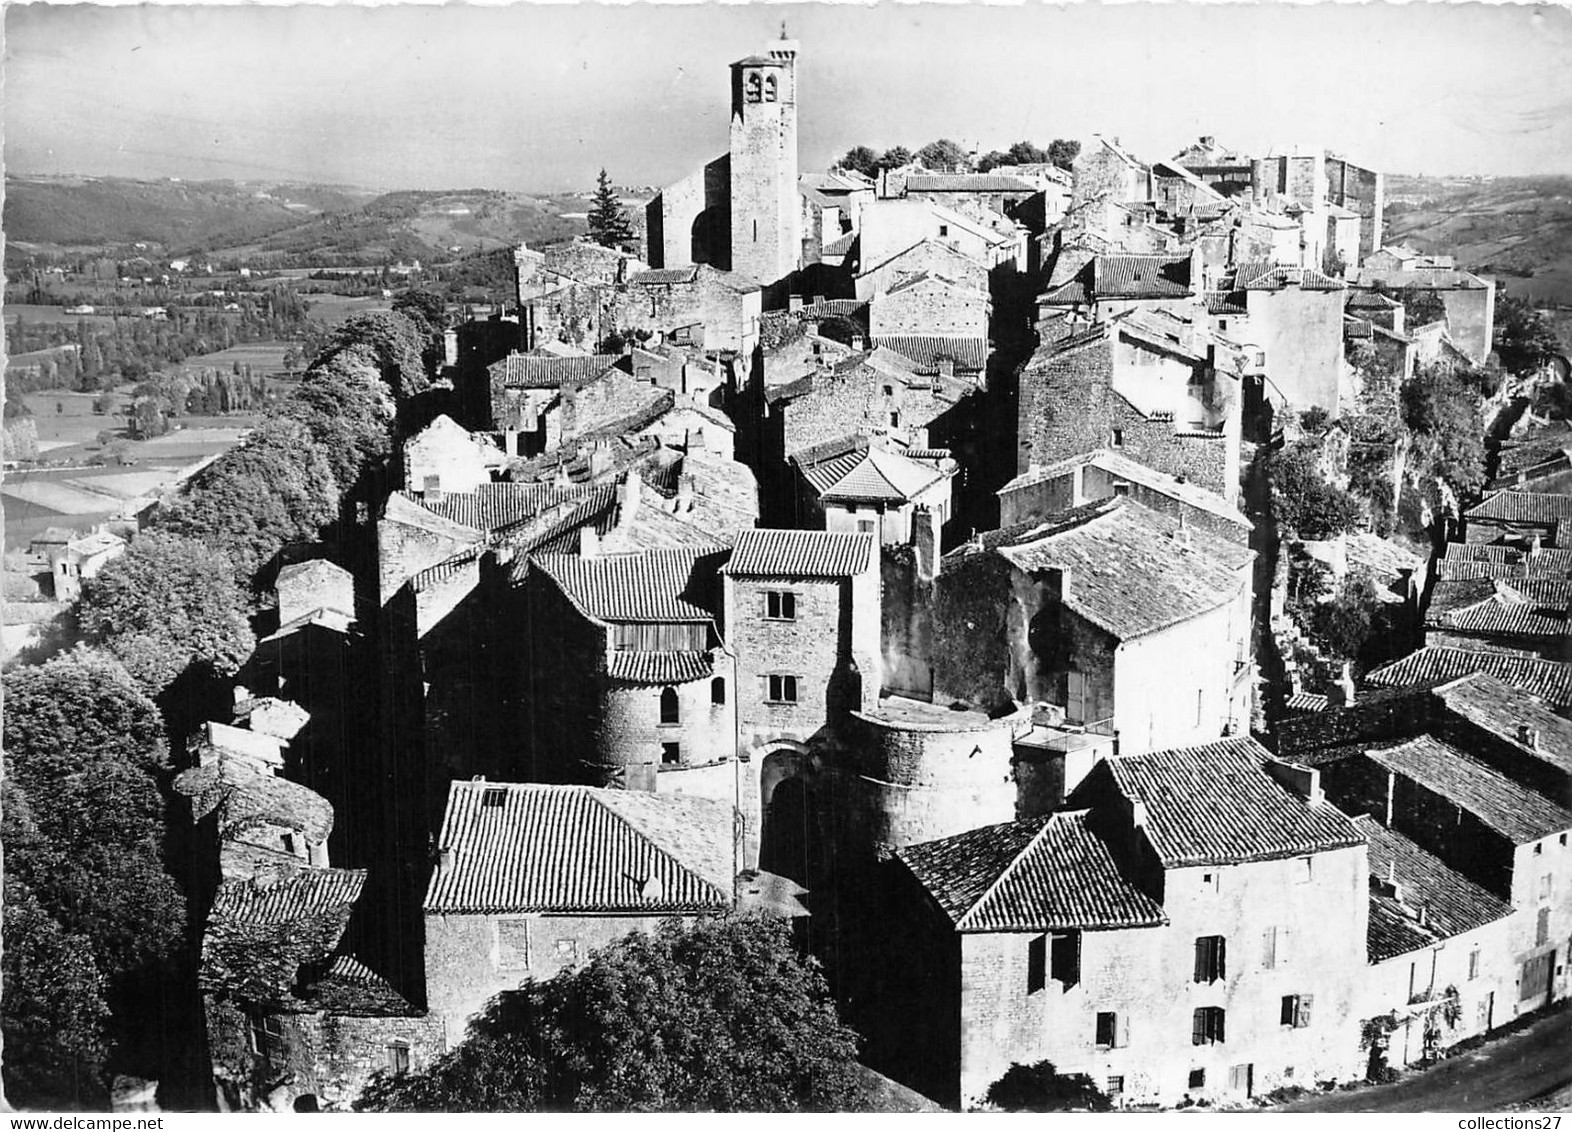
[676,473,696,514]
[579,525,600,558]
[617,470,642,530]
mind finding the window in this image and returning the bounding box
[247,1010,282,1057]
[554,938,580,964]
[1112,481,1131,497]
[711,677,726,705]
[1096,1012,1120,1049]
[1188,1069,1206,1090]
[764,591,797,620]
[1295,857,1313,885]
[659,686,680,725]
[1540,874,1554,901]
[1050,931,1081,987]
[767,674,798,704]
[1280,994,1313,1029]
[1534,843,1543,856]
[753,219,759,243]
[745,72,762,103]
[1468,948,1481,982]
[661,741,681,766]
[764,74,778,102]
[1027,934,1047,994]
[1262,926,1286,969]
[1537,906,1551,947]
[882,384,895,397]
[938,224,949,237]
[482,787,507,809]
[889,411,901,428]
[281,832,296,855]
[1196,689,1204,727]
[1561,834,1568,847]
[1106,1076,1124,1099]
[1192,1006,1226,1046]
[385,1043,411,1076]
[1110,428,1124,447]
[1194,935,1226,983]
[857,520,875,534]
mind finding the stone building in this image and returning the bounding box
[1070,134,1153,213]
[1423,578,1571,661]
[1437,541,1572,583]
[1350,264,1495,365]
[855,237,990,304]
[647,38,802,289]
[423,781,738,1046]
[1364,647,1572,715]
[613,265,764,356]
[483,353,627,454]
[856,198,1024,290]
[1037,252,1201,331]
[1224,263,1349,415]
[799,171,873,266]
[1015,311,1243,505]
[997,447,1251,544]
[402,414,506,495]
[900,173,1039,218]
[886,738,1367,1108]
[791,435,956,547]
[1463,489,1572,550]
[934,499,1254,754]
[868,271,990,342]
[40,528,126,601]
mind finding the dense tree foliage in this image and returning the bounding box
[1401,362,1487,494]
[392,288,447,335]
[323,310,431,403]
[586,169,635,250]
[914,139,969,173]
[1494,294,1562,374]
[976,139,1081,172]
[1396,284,1447,329]
[1267,442,1364,540]
[838,145,880,178]
[77,532,255,694]
[156,415,340,579]
[278,341,397,494]
[878,146,912,172]
[357,916,861,1112]
[984,1061,1110,1112]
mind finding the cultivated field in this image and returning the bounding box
[305,293,393,327]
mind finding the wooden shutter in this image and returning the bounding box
[1263,927,1277,970]
[1194,938,1208,983]
[1280,995,1295,1026]
[1052,930,1081,988]
[1192,1008,1206,1046]
[1217,935,1227,980]
[1298,995,1313,1027]
[1027,934,1047,994]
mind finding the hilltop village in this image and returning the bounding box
[30,37,1569,1113]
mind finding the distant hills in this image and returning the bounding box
[2,175,630,267]
[1384,174,1572,306]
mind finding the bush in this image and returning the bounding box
[1268,444,1363,540]
[985,1060,1111,1112]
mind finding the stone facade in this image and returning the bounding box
[1239,278,1349,414]
[402,414,503,495]
[728,43,801,286]
[868,273,989,340]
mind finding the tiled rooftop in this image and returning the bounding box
[1432,672,1572,779]
[1438,542,1572,582]
[1091,254,1193,299]
[211,868,367,926]
[795,440,950,504]
[872,336,989,373]
[975,499,1251,641]
[1365,735,1572,844]
[997,448,1251,532]
[1354,817,1514,964]
[605,650,716,686]
[489,353,624,390]
[1099,737,1365,868]
[1466,489,1572,526]
[722,529,875,578]
[399,482,588,534]
[1365,647,1572,711]
[532,548,723,623]
[897,811,1167,933]
[1235,262,1344,292]
[424,782,735,915]
[904,174,1037,193]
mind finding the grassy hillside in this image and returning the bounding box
[1384,174,1572,305]
[4,175,374,252]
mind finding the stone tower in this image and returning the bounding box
[728,37,801,287]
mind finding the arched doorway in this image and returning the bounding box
[759,745,813,887]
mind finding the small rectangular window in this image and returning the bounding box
[767,674,798,704]
[281,832,296,855]
[661,741,681,766]
[1192,1006,1226,1045]
[938,224,949,237]
[882,384,894,397]
[1295,857,1313,885]
[386,1043,411,1075]
[482,787,507,808]
[1096,1012,1119,1049]
[765,591,797,620]
[1188,1068,1206,1089]
[1280,994,1313,1028]
[1050,930,1081,987]
[1106,1075,1124,1098]
[890,411,900,428]
[1468,948,1481,981]
[554,938,580,964]
[1110,428,1124,447]
[1112,481,1131,497]
[1194,935,1226,983]
[857,520,875,534]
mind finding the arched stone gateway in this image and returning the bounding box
[758,742,814,886]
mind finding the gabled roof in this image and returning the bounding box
[277,559,352,587]
[1204,291,1248,315]
[1466,489,1572,526]
[1098,737,1364,868]
[904,174,1037,194]
[1365,735,1572,844]
[380,491,490,542]
[1438,542,1572,582]
[1427,577,1571,642]
[1235,262,1344,292]
[723,529,874,578]
[883,270,985,299]
[397,482,589,535]
[489,353,624,390]
[795,440,951,504]
[975,499,1251,641]
[1432,672,1572,780]
[425,782,735,915]
[1354,817,1515,964]
[1365,646,1572,711]
[897,811,1167,934]
[872,336,989,373]
[1150,160,1228,205]
[211,868,367,926]
[822,231,858,258]
[532,548,722,623]
[996,448,1250,532]
[605,650,716,686]
[1091,254,1193,299]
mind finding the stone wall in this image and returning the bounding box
[1242,285,1348,415]
[1439,283,1496,366]
[868,278,989,339]
[728,53,799,286]
[1325,159,1384,261]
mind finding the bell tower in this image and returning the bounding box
[728,35,800,287]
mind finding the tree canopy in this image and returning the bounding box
[77,532,255,695]
[1401,362,1487,495]
[838,146,880,178]
[1267,441,1364,540]
[587,169,635,250]
[357,916,861,1112]
[914,139,969,173]
[1494,294,1562,374]
[278,342,397,496]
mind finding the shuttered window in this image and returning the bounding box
[1192,1007,1225,1046]
[1194,935,1226,983]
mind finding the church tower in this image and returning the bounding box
[727,36,801,287]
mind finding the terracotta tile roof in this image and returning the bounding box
[1347,290,1402,311]
[722,529,874,578]
[489,353,624,390]
[1466,489,1572,526]
[898,811,1166,933]
[1354,817,1514,964]
[1091,254,1193,298]
[424,782,736,915]
[1284,692,1330,715]
[409,549,481,594]
[977,499,1251,640]
[1365,735,1572,844]
[532,548,722,623]
[1205,292,1248,315]
[872,336,989,373]
[1366,647,1572,710]
[1427,578,1571,642]
[1438,543,1572,582]
[629,267,700,286]
[605,650,716,685]
[822,231,858,257]
[1235,262,1344,292]
[211,868,367,926]
[399,483,588,534]
[905,174,1036,193]
[1100,738,1365,867]
[795,440,950,504]
[996,448,1251,532]
[1432,672,1572,779]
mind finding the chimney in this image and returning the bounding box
[1517,724,1540,751]
[851,333,867,351]
[1200,135,1216,148]
[578,525,600,557]
[438,847,454,873]
[1327,661,1357,708]
[588,445,613,478]
[788,294,804,313]
[617,470,642,530]
[937,356,955,379]
[616,257,628,285]
[423,474,444,506]
[1129,799,1148,829]
[676,473,696,513]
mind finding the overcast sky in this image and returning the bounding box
[6,3,1571,192]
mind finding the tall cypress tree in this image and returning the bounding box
[586,169,634,250]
